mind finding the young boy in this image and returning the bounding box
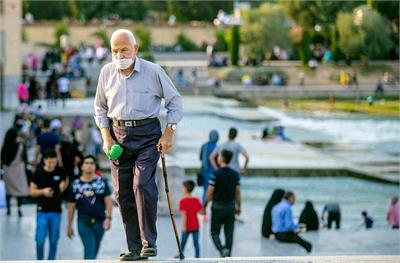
[203,149,241,257]
[178,180,202,258]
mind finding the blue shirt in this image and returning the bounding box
[271,199,299,233]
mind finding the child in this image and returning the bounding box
[361,211,374,229]
[178,180,202,258]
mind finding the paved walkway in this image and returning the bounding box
[1,205,399,261]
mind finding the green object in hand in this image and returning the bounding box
[107,144,123,159]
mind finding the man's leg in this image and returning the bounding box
[275,232,312,252]
[77,220,97,259]
[210,208,224,254]
[47,212,61,260]
[110,156,142,252]
[35,212,48,260]
[223,208,235,256]
[336,213,341,229]
[134,143,159,253]
[327,213,333,229]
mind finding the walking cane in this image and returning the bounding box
[161,152,185,260]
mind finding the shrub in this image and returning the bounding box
[175,33,198,51]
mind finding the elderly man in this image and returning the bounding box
[94,29,183,261]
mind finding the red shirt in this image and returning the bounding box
[179,196,203,231]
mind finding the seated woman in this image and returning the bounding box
[299,201,319,231]
[261,189,285,238]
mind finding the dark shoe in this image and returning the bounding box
[140,246,157,258]
[18,210,23,217]
[119,250,147,261]
[220,248,230,258]
[6,209,10,216]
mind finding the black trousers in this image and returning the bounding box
[110,120,162,252]
[210,205,235,255]
[275,232,312,252]
[328,212,341,229]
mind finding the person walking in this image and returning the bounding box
[272,191,312,253]
[261,189,285,238]
[67,155,113,259]
[209,127,249,175]
[202,150,241,257]
[30,150,67,260]
[199,130,219,204]
[94,29,183,261]
[387,197,400,229]
[17,80,29,104]
[1,127,29,216]
[178,180,202,258]
[57,73,70,108]
[33,118,63,172]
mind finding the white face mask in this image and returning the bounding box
[112,57,134,70]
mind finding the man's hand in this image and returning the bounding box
[103,218,111,230]
[200,208,207,215]
[240,167,247,175]
[235,207,241,216]
[67,226,74,239]
[102,137,116,154]
[157,128,174,155]
[42,187,54,197]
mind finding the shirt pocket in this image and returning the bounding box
[131,92,153,112]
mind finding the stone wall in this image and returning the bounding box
[24,23,216,47]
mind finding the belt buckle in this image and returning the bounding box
[125,121,132,127]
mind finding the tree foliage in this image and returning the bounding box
[241,3,292,60]
[336,6,393,61]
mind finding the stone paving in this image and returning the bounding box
[1,204,399,261]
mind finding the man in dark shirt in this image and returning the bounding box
[30,150,67,260]
[67,155,113,259]
[202,149,241,257]
[33,118,63,171]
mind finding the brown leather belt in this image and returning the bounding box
[112,118,157,127]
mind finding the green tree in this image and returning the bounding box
[229,26,240,66]
[135,28,152,52]
[167,0,233,22]
[54,21,69,48]
[241,3,292,61]
[336,6,393,62]
[23,1,71,20]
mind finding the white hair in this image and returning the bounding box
[110,29,137,45]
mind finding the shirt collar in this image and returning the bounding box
[133,56,141,73]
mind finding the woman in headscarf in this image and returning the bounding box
[1,127,29,216]
[199,130,219,205]
[299,201,319,231]
[261,188,285,238]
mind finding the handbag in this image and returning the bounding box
[196,172,203,186]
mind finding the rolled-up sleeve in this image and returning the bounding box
[94,68,110,128]
[157,66,183,124]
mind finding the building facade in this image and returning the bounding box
[0,0,21,109]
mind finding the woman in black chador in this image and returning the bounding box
[261,189,285,238]
[299,201,319,231]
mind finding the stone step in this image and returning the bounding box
[1,255,399,263]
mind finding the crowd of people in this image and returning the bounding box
[0,105,108,259]
[260,189,399,252]
[18,41,110,109]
